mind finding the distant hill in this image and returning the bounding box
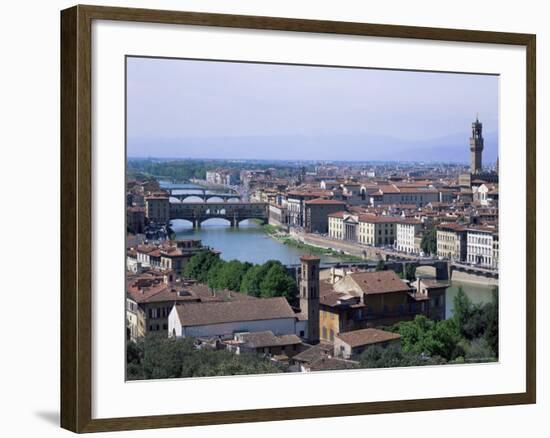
[128,131,498,164]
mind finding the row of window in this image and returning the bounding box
[147,306,172,319]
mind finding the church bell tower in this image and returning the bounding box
[470,116,484,174]
[300,255,320,344]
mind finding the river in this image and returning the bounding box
[171,219,341,265]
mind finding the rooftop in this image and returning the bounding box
[175,297,296,327]
[240,331,302,349]
[307,356,359,371]
[305,199,346,205]
[336,328,401,348]
[349,270,411,295]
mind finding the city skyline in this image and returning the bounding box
[127,57,499,164]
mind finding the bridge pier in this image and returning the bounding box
[193,219,201,229]
[231,217,239,228]
[434,261,450,281]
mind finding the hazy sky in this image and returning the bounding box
[126,56,499,162]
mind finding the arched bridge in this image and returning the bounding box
[169,202,268,228]
[168,189,241,203]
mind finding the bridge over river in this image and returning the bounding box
[169,202,268,228]
[167,188,241,203]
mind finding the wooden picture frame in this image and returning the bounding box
[60,4,536,433]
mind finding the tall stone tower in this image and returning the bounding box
[300,255,320,344]
[470,116,484,174]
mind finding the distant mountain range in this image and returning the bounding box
[128,131,498,164]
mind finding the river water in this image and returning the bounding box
[171,219,340,265]
[170,219,496,318]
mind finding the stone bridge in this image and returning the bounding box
[450,261,499,279]
[169,202,268,228]
[286,259,452,281]
[168,189,241,203]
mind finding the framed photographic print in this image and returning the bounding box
[60,4,536,433]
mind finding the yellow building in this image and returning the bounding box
[436,223,467,261]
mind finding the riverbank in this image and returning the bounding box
[262,225,365,263]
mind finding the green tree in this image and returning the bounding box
[453,286,498,358]
[259,263,297,299]
[126,335,282,380]
[207,260,251,291]
[452,287,472,329]
[240,265,264,297]
[421,227,437,256]
[206,258,226,289]
[484,288,499,356]
[359,344,446,368]
[375,259,385,271]
[462,337,496,362]
[183,251,219,283]
[396,315,463,361]
[404,264,417,281]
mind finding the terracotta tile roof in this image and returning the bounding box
[186,283,257,302]
[336,328,401,348]
[398,187,438,194]
[292,343,333,363]
[349,271,411,295]
[136,244,157,254]
[320,292,346,306]
[305,199,346,205]
[358,214,400,224]
[397,218,422,225]
[437,222,466,232]
[174,297,296,327]
[240,331,301,348]
[287,190,333,198]
[127,278,199,304]
[140,288,201,304]
[307,356,359,371]
[319,280,336,297]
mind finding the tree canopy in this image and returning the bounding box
[183,254,297,299]
[182,250,220,283]
[452,286,499,356]
[420,227,437,256]
[127,335,282,380]
[386,287,499,365]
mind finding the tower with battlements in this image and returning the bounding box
[470,116,484,174]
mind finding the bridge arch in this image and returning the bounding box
[205,195,226,203]
[168,202,268,229]
[169,218,194,230]
[199,217,232,227]
[173,194,205,203]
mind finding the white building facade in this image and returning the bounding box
[466,227,499,269]
[396,220,422,254]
